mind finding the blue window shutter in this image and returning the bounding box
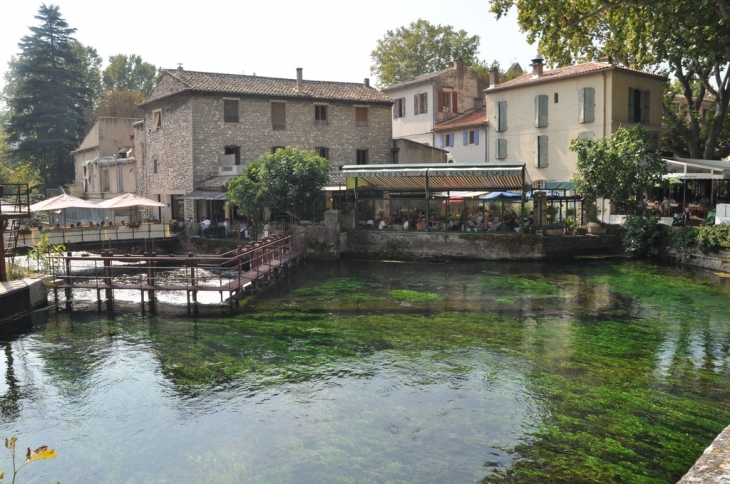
[450,134,455,147]
[629,87,635,122]
[585,87,595,123]
[474,130,479,145]
[643,90,650,123]
[463,131,468,146]
[439,134,444,148]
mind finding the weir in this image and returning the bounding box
[48,231,306,311]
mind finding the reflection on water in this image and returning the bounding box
[1,259,730,483]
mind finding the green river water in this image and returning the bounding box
[1,259,730,483]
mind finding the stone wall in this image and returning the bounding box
[678,424,730,483]
[190,96,393,188]
[394,138,449,164]
[345,230,544,261]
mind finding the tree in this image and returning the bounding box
[571,125,666,214]
[102,54,162,95]
[227,147,331,216]
[95,91,144,119]
[489,0,730,159]
[2,4,93,189]
[370,19,480,87]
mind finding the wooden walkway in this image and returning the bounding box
[50,231,305,309]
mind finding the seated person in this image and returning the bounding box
[416,218,424,231]
[378,218,389,230]
[403,218,409,230]
[366,219,374,228]
[466,218,476,231]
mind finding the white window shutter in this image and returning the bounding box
[578,88,586,123]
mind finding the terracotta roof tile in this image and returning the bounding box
[434,109,487,131]
[143,70,394,106]
[486,62,665,93]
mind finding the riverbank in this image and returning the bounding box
[0,275,47,317]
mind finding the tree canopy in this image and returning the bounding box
[94,90,145,119]
[571,126,666,214]
[2,4,94,188]
[227,147,331,216]
[489,0,730,159]
[370,19,480,88]
[102,54,162,95]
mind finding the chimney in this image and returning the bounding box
[454,57,465,77]
[628,59,636,69]
[531,55,544,76]
[364,78,370,88]
[489,67,500,88]
[296,68,303,91]
[177,64,183,75]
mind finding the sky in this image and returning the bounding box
[0,0,537,93]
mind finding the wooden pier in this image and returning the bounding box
[49,231,306,310]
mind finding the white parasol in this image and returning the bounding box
[96,193,165,209]
[29,194,99,212]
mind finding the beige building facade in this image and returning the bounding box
[135,67,394,223]
[71,117,140,199]
[484,58,665,185]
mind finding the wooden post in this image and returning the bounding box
[189,253,197,303]
[0,220,8,282]
[103,250,113,303]
[64,250,72,308]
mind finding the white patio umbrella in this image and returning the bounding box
[29,194,99,211]
[97,193,165,224]
[96,193,165,209]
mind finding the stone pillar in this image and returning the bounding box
[533,192,548,228]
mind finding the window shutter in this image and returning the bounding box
[437,90,444,112]
[450,134,454,148]
[452,92,458,113]
[496,138,507,159]
[578,131,595,140]
[474,130,479,145]
[393,104,397,119]
[534,95,548,127]
[439,134,445,148]
[585,87,595,123]
[534,96,540,127]
[423,93,428,114]
[414,94,419,115]
[536,135,548,168]
[578,88,586,123]
[463,131,468,146]
[401,98,406,118]
[499,101,508,131]
[629,87,635,122]
[643,90,650,123]
[495,102,501,131]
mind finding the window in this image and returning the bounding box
[414,92,428,115]
[577,131,595,140]
[438,89,457,113]
[439,133,455,148]
[535,135,548,168]
[628,87,650,123]
[315,147,329,160]
[102,168,110,192]
[315,105,328,123]
[393,98,406,118]
[271,146,285,153]
[534,94,548,127]
[117,166,124,192]
[355,107,368,127]
[271,102,286,130]
[356,149,368,165]
[224,100,239,123]
[495,101,507,132]
[153,158,158,174]
[462,130,479,145]
[225,146,241,165]
[554,93,559,103]
[495,138,507,159]
[153,110,162,129]
[578,87,595,123]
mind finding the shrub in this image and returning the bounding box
[697,224,730,253]
[622,215,667,258]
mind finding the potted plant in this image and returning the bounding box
[563,218,576,235]
[587,221,607,235]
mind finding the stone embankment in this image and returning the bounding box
[678,425,730,483]
[0,275,47,320]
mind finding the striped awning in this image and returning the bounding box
[342,163,529,191]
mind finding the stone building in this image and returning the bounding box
[382,58,489,161]
[484,56,665,186]
[135,66,394,224]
